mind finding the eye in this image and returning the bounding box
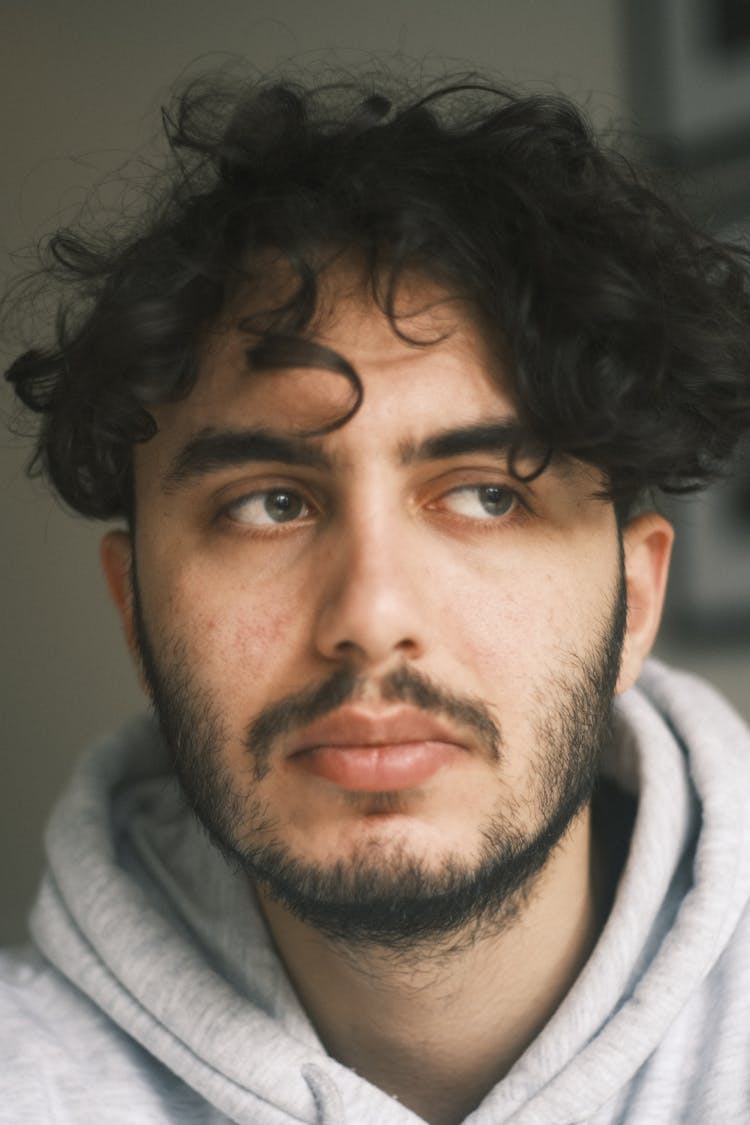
[441,484,517,520]
[225,488,311,527]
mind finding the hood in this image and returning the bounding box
[29,660,750,1123]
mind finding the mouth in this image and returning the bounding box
[286,707,470,792]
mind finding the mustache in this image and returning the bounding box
[246,663,502,780]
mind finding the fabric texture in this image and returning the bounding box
[1,660,749,1123]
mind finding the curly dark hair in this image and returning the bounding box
[6,68,750,520]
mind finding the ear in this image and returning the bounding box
[100,529,140,668]
[616,513,674,694]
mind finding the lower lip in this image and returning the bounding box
[291,741,461,792]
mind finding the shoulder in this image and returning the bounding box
[0,946,99,1120]
[0,944,86,1042]
[0,946,211,1124]
[638,904,750,1120]
[0,945,128,1080]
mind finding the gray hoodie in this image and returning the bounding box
[2,660,750,1124]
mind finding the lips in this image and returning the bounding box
[287,707,470,792]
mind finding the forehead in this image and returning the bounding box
[148,272,514,459]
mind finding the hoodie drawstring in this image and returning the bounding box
[302,1063,346,1125]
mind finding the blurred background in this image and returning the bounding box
[1,0,748,945]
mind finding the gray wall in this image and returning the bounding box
[1,1,746,947]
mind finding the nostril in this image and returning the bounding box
[396,636,420,653]
[333,639,359,654]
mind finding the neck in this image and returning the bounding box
[256,805,606,1125]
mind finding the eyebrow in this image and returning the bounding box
[399,420,544,465]
[161,419,551,493]
[163,428,333,491]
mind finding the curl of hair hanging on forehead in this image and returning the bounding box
[5,69,750,520]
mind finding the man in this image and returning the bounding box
[2,70,750,1124]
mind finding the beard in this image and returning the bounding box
[131,562,626,952]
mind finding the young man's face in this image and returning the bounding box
[103,273,671,945]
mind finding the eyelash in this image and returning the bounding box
[432,484,522,523]
[218,480,528,536]
[221,488,315,530]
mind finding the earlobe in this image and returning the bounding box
[616,513,674,695]
[100,530,139,665]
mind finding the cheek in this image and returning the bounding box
[440,555,605,685]
[153,561,302,680]
[225,608,298,665]
[440,588,545,725]
[440,566,547,671]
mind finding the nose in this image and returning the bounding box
[312,510,427,668]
